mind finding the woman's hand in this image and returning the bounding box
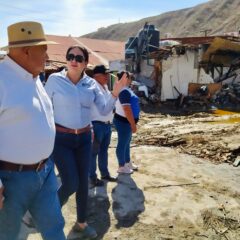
[123,105,137,133]
[112,73,128,98]
[131,124,137,133]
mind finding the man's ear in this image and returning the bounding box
[21,46,31,56]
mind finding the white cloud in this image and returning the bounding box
[0,0,209,46]
[53,0,97,36]
[47,0,144,37]
[0,0,148,46]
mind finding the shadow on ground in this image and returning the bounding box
[66,183,111,240]
[111,174,145,228]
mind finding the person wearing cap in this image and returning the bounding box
[89,65,118,187]
[0,22,66,240]
[45,45,128,239]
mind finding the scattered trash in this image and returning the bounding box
[233,156,240,167]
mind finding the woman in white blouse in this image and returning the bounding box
[45,45,127,239]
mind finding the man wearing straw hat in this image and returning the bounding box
[0,21,66,240]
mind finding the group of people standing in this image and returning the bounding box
[0,21,140,240]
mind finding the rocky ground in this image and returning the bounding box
[19,107,240,240]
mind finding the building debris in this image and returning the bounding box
[122,24,240,112]
[134,111,240,164]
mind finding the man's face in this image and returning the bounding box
[27,45,49,77]
[94,73,109,85]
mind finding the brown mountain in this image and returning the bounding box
[82,0,240,41]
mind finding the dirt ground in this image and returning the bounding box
[19,107,240,240]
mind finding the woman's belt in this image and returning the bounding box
[114,113,139,123]
[92,120,111,124]
[55,124,91,135]
[0,158,48,172]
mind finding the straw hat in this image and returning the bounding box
[3,21,57,50]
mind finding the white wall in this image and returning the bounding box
[161,50,213,101]
[138,59,155,87]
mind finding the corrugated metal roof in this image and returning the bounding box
[46,35,76,64]
[161,36,240,46]
[46,35,125,68]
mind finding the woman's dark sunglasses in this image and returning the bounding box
[66,54,85,63]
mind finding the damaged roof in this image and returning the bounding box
[201,37,240,66]
[161,35,240,46]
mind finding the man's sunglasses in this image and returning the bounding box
[66,54,85,63]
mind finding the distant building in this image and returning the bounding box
[46,35,125,72]
[223,31,240,37]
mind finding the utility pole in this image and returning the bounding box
[200,29,212,37]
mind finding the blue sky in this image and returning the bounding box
[0,0,209,46]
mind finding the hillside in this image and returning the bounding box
[82,0,240,41]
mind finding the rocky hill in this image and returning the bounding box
[82,0,240,41]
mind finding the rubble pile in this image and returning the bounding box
[202,209,240,237]
[134,112,240,164]
[212,83,240,109]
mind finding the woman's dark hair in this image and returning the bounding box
[66,45,89,62]
[117,71,129,80]
[117,71,134,81]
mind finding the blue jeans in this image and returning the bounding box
[89,121,112,180]
[53,131,92,223]
[0,159,65,240]
[113,118,132,167]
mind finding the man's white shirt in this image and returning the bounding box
[91,81,113,122]
[0,56,55,165]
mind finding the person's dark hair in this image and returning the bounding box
[117,71,129,81]
[85,68,94,78]
[117,71,134,81]
[66,45,89,63]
